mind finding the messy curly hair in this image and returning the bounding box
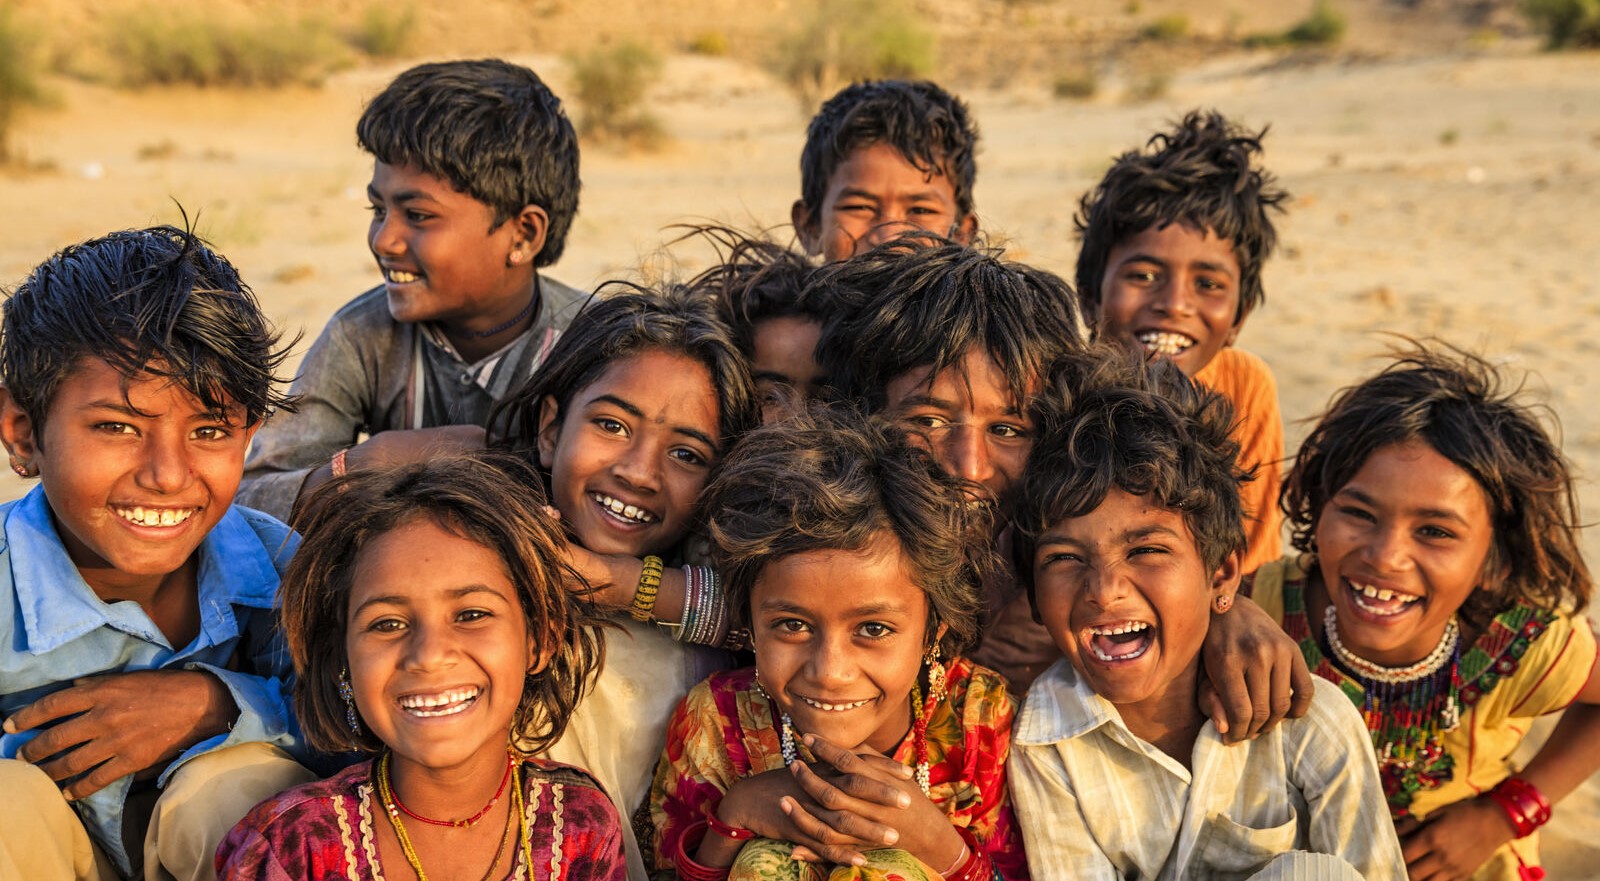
[1283,342,1591,631]
[282,452,608,756]
[702,407,993,660]
[1074,109,1288,324]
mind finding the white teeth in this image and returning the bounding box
[114,506,195,527]
[1089,640,1150,662]
[592,493,656,524]
[1349,581,1421,616]
[386,269,420,284]
[800,696,871,712]
[1136,331,1195,356]
[398,687,481,716]
[1089,622,1151,637]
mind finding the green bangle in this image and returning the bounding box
[630,555,664,621]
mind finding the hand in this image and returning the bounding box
[1397,799,1516,881]
[2,670,236,799]
[706,766,888,869]
[783,734,964,870]
[1198,595,1314,742]
[548,527,633,609]
[350,425,487,471]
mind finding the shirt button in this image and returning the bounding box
[459,372,472,384]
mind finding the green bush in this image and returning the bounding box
[351,3,417,59]
[686,31,729,56]
[570,42,666,148]
[1523,0,1600,48]
[774,0,934,108]
[1140,14,1191,41]
[1053,69,1099,100]
[105,8,349,87]
[0,5,44,162]
[1284,0,1347,45]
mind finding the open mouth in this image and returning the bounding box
[1085,621,1154,662]
[384,268,422,284]
[112,505,198,528]
[1136,331,1196,357]
[591,492,658,526]
[1346,580,1422,617]
[397,686,481,718]
[798,695,874,712]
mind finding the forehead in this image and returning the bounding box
[348,517,518,605]
[883,347,1026,414]
[1339,440,1490,517]
[1042,488,1198,548]
[752,533,928,614]
[575,348,719,419]
[368,160,485,208]
[827,142,954,199]
[52,357,239,416]
[1111,222,1239,270]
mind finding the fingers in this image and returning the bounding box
[5,685,95,734]
[1258,652,1295,737]
[778,797,873,867]
[1196,679,1229,738]
[805,734,912,782]
[1287,652,1316,720]
[791,757,910,816]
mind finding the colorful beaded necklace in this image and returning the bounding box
[1321,605,1462,768]
[375,750,534,881]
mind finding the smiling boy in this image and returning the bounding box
[238,59,589,521]
[1008,356,1403,880]
[0,227,314,880]
[792,80,979,263]
[1075,110,1290,573]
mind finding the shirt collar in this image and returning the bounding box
[9,487,277,654]
[1013,657,1122,745]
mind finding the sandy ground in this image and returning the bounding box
[4,33,1600,875]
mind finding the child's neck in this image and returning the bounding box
[82,556,202,649]
[1112,661,1207,769]
[387,743,515,821]
[438,278,540,363]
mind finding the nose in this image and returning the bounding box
[1362,524,1413,574]
[863,217,918,251]
[136,433,192,495]
[402,619,457,672]
[1082,565,1130,610]
[369,208,404,259]
[806,631,858,690]
[1149,273,1195,317]
[611,440,662,493]
[938,425,995,492]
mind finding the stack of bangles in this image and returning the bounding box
[676,565,736,649]
[671,818,993,881]
[1485,776,1552,839]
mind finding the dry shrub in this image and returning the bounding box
[105,7,350,88]
[569,42,666,150]
[773,0,935,110]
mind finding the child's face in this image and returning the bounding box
[1314,439,1495,667]
[538,349,720,557]
[750,530,942,755]
[367,161,544,333]
[793,142,976,263]
[0,358,257,598]
[749,315,825,424]
[1032,488,1239,712]
[346,517,537,776]
[883,347,1032,505]
[1097,222,1244,377]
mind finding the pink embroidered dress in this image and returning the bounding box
[217,757,627,881]
[648,659,1028,880]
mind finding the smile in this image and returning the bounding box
[591,492,657,524]
[397,686,481,718]
[1137,331,1196,357]
[1347,580,1422,617]
[1085,620,1153,662]
[798,695,874,712]
[384,268,421,284]
[112,505,197,528]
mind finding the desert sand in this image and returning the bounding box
[3,0,1599,873]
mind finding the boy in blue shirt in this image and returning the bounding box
[238,59,589,521]
[0,227,314,880]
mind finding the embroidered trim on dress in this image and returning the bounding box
[549,782,566,881]
[333,793,359,881]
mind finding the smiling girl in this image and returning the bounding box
[1250,345,1600,881]
[651,409,1025,881]
[217,453,621,881]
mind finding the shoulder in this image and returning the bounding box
[538,273,593,330]
[312,286,403,348]
[232,762,369,834]
[522,756,614,798]
[1196,347,1280,409]
[1241,555,1307,622]
[949,658,1017,720]
[1462,604,1596,715]
[230,506,300,565]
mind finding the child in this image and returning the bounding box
[1008,355,1404,880]
[490,284,759,880]
[1251,345,1600,880]
[239,58,589,522]
[217,453,625,880]
[1075,110,1290,574]
[0,226,314,880]
[652,407,1027,881]
[793,80,979,263]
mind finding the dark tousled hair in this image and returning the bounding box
[358,59,580,267]
[673,227,828,358]
[489,283,758,456]
[799,80,979,222]
[1074,109,1287,324]
[283,452,608,755]
[1283,342,1591,631]
[812,235,1082,412]
[702,407,991,660]
[1014,348,1248,596]
[0,224,296,439]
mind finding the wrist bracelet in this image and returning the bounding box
[330,447,349,478]
[674,820,732,881]
[706,811,755,841]
[945,826,991,881]
[630,555,664,621]
[1486,776,1552,838]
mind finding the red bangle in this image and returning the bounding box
[673,821,732,881]
[1486,777,1552,839]
[945,826,992,881]
[706,812,755,841]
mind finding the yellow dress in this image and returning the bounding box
[1250,556,1596,881]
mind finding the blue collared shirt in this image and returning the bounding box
[0,486,303,877]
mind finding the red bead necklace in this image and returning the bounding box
[381,750,515,829]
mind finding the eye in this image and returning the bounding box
[193,425,232,441]
[1196,275,1231,296]
[1128,544,1170,558]
[1337,504,1376,523]
[94,422,136,435]
[903,413,947,430]
[457,608,492,623]
[368,616,406,634]
[857,621,895,639]
[367,204,386,220]
[592,417,627,436]
[1039,550,1082,567]
[773,618,810,635]
[989,422,1030,440]
[908,205,941,217]
[405,209,432,223]
[669,446,709,468]
[1418,524,1456,540]
[836,202,874,214]
[1123,269,1159,284]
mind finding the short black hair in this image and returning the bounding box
[1014,349,1248,591]
[0,224,296,440]
[800,80,979,221]
[1283,342,1591,631]
[674,226,826,358]
[813,235,1082,412]
[1075,109,1287,324]
[358,59,580,267]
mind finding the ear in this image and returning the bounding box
[536,395,561,469]
[0,387,39,462]
[1210,547,1244,608]
[526,627,556,677]
[507,204,550,268]
[791,199,821,257]
[931,621,950,652]
[1224,312,1248,348]
[952,212,979,246]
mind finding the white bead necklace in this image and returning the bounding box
[1323,605,1460,684]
